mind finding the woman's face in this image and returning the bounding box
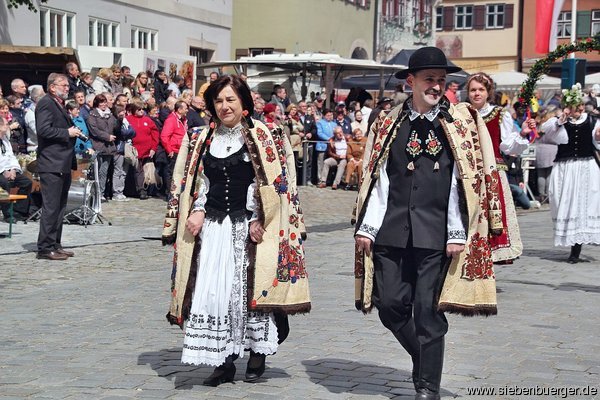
[83,75,93,85]
[69,107,80,118]
[98,100,108,111]
[289,106,297,116]
[468,80,488,110]
[355,111,363,121]
[0,105,9,117]
[214,85,243,128]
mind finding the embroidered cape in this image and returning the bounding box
[162,119,311,328]
[353,100,503,316]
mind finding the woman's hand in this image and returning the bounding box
[186,210,205,236]
[249,220,265,243]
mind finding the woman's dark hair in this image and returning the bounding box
[93,93,108,108]
[204,75,254,122]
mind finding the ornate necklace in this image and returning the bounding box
[215,123,244,152]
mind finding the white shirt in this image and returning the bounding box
[0,135,22,174]
[540,113,600,149]
[479,103,529,156]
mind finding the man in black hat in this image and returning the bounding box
[353,47,502,400]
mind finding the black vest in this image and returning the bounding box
[375,117,454,250]
[203,146,254,222]
[555,114,597,161]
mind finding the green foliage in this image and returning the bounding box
[6,0,48,12]
[519,38,600,106]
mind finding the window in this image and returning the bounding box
[435,6,443,31]
[592,10,600,37]
[190,47,212,64]
[39,7,76,47]
[89,18,119,47]
[557,11,571,38]
[486,4,504,28]
[249,48,274,57]
[131,26,158,51]
[455,5,473,30]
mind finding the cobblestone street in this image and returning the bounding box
[1,187,599,399]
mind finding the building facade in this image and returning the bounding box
[231,0,374,60]
[522,0,600,75]
[0,0,232,89]
[434,0,519,74]
[376,0,435,62]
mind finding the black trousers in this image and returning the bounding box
[0,172,32,217]
[372,244,448,392]
[37,172,71,253]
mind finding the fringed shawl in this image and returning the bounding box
[162,119,310,328]
[353,101,503,317]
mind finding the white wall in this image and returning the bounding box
[0,0,232,64]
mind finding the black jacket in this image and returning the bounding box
[35,94,76,173]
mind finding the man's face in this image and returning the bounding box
[51,79,69,100]
[116,96,127,107]
[298,102,307,114]
[324,111,333,121]
[68,65,80,78]
[75,92,85,105]
[277,88,287,100]
[449,83,459,93]
[13,80,27,96]
[122,67,130,76]
[334,128,344,140]
[210,72,218,82]
[408,69,446,109]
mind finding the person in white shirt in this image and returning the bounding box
[318,126,347,190]
[0,117,32,221]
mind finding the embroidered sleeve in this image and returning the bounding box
[499,110,529,155]
[447,165,466,245]
[356,158,389,242]
[246,180,259,222]
[192,174,210,212]
[539,116,568,145]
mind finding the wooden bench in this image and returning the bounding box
[0,194,28,238]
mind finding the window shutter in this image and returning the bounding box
[474,5,485,30]
[576,10,591,38]
[443,6,454,31]
[382,0,387,16]
[505,4,514,28]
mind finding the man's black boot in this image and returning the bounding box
[414,337,444,400]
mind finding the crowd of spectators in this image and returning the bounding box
[1,63,599,222]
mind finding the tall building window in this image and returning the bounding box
[486,4,504,28]
[39,7,76,47]
[455,5,473,30]
[592,10,600,37]
[557,11,571,38]
[131,27,158,51]
[89,18,119,47]
[249,48,274,57]
[435,6,443,31]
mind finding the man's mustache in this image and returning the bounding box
[425,89,442,96]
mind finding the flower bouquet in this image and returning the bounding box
[561,83,584,109]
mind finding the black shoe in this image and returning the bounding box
[55,247,75,257]
[415,388,441,400]
[203,364,236,387]
[244,351,266,382]
[139,189,149,200]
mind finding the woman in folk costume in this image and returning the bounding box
[539,83,600,263]
[162,75,310,386]
[466,72,530,263]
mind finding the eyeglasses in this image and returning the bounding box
[54,84,69,87]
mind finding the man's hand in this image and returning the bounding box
[68,126,81,138]
[446,243,465,258]
[355,235,373,257]
[3,170,16,181]
[249,220,265,243]
[520,118,536,137]
[185,211,205,237]
[108,134,117,142]
[149,149,156,158]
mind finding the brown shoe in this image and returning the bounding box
[55,248,75,257]
[317,182,326,188]
[37,251,69,261]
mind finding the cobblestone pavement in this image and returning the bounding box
[1,187,599,399]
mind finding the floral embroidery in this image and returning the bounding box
[463,233,494,280]
[425,130,443,157]
[265,146,276,162]
[289,214,299,228]
[460,141,472,150]
[256,127,268,142]
[453,120,468,138]
[406,130,423,158]
[273,169,288,194]
[358,223,379,237]
[466,151,475,170]
[276,239,307,283]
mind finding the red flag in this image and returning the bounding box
[535,0,566,54]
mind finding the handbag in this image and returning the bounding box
[124,141,138,168]
[143,161,162,189]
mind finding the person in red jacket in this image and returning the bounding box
[126,99,159,199]
[160,100,188,194]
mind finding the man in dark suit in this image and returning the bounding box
[298,101,316,185]
[35,73,83,260]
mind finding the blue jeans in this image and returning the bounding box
[509,184,530,209]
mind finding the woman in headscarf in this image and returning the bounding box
[162,75,310,386]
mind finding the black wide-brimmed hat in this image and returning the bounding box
[395,47,462,79]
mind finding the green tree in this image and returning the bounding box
[6,0,48,12]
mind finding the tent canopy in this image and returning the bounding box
[586,72,600,86]
[490,71,561,89]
